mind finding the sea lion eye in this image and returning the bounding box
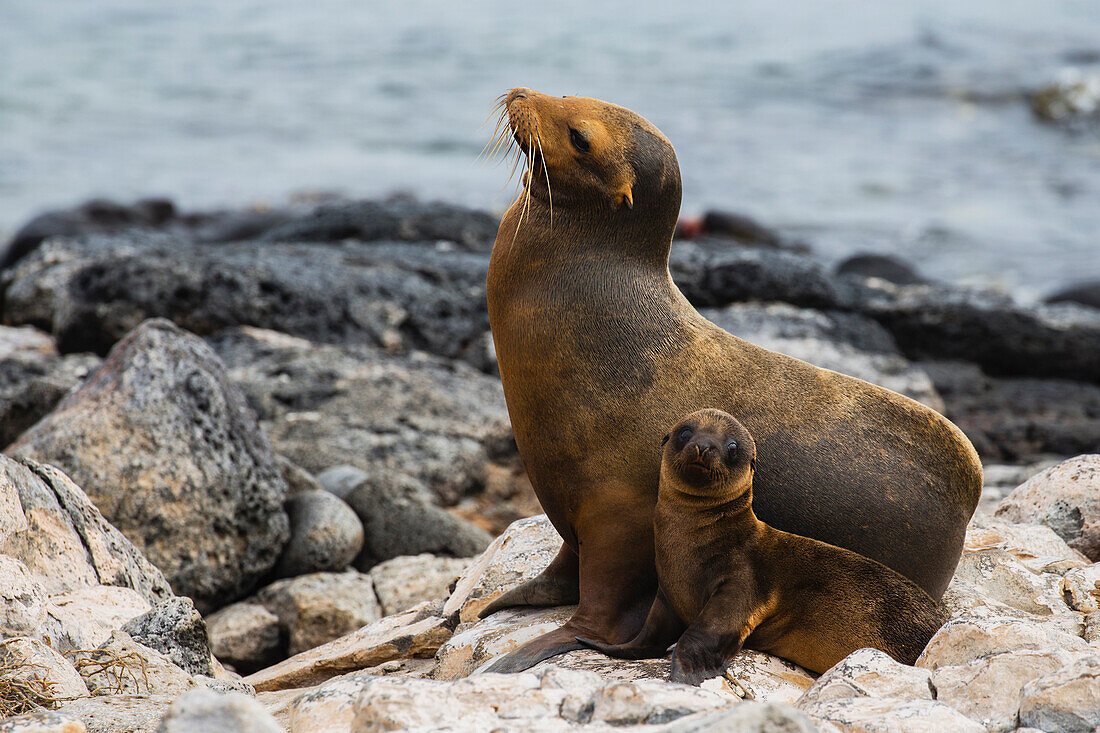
[726,440,738,456]
[678,427,692,444]
[569,128,590,153]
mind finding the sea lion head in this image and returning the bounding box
[498,87,681,218]
[661,409,756,497]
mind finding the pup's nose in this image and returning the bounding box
[692,439,718,459]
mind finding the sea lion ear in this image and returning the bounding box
[620,187,633,210]
[661,433,669,446]
[750,458,756,472]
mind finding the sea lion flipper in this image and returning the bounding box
[481,625,586,673]
[575,637,669,660]
[576,588,684,660]
[478,543,580,619]
[669,584,754,686]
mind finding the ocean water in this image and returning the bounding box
[2,0,1099,298]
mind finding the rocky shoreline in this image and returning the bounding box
[1,196,1099,732]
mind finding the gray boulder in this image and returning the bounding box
[273,489,364,578]
[835,252,927,285]
[344,471,492,571]
[701,302,942,409]
[1046,279,1100,311]
[858,282,1100,384]
[670,239,861,311]
[208,326,514,506]
[921,360,1100,462]
[156,688,283,733]
[7,319,289,612]
[1,230,491,361]
[0,325,99,447]
[252,570,382,656]
[257,196,498,251]
[996,455,1100,561]
[121,596,213,677]
[1,197,176,270]
[206,602,283,675]
[317,464,369,501]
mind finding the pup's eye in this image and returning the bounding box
[726,441,738,456]
[678,427,692,443]
[569,128,590,153]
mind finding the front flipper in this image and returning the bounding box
[669,582,757,686]
[577,589,683,660]
[478,542,580,619]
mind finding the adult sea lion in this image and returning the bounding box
[482,87,981,672]
[579,409,947,683]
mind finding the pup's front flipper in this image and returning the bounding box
[669,582,755,686]
[577,589,683,661]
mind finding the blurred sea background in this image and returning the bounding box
[2,0,1099,299]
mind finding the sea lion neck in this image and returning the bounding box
[659,461,756,518]
[492,193,676,280]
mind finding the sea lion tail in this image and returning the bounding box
[480,626,585,673]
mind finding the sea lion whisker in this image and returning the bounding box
[536,132,552,228]
[480,110,512,167]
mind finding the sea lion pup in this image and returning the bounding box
[579,409,947,684]
[481,87,981,673]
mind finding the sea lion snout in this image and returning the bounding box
[506,87,533,103]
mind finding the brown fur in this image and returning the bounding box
[581,410,946,683]
[481,87,979,673]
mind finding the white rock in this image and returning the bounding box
[949,549,1070,617]
[652,702,817,732]
[369,554,468,616]
[443,514,561,623]
[39,585,151,653]
[0,710,86,733]
[0,459,29,544]
[1018,654,1100,732]
[965,516,1088,574]
[532,648,672,683]
[722,649,816,704]
[0,457,171,602]
[434,606,573,680]
[797,648,932,707]
[931,648,1087,732]
[917,615,1090,670]
[348,666,731,731]
[206,602,283,674]
[1061,564,1100,614]
[801,696,984,733]
[56,695,174,733]
[0,637,88,702]
[155,687,283,733]
[995,455,1100,561]
[590,678,730,726]
[0,554,48,636]
[244,604,452,692]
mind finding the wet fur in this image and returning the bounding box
[481,88,979,673]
